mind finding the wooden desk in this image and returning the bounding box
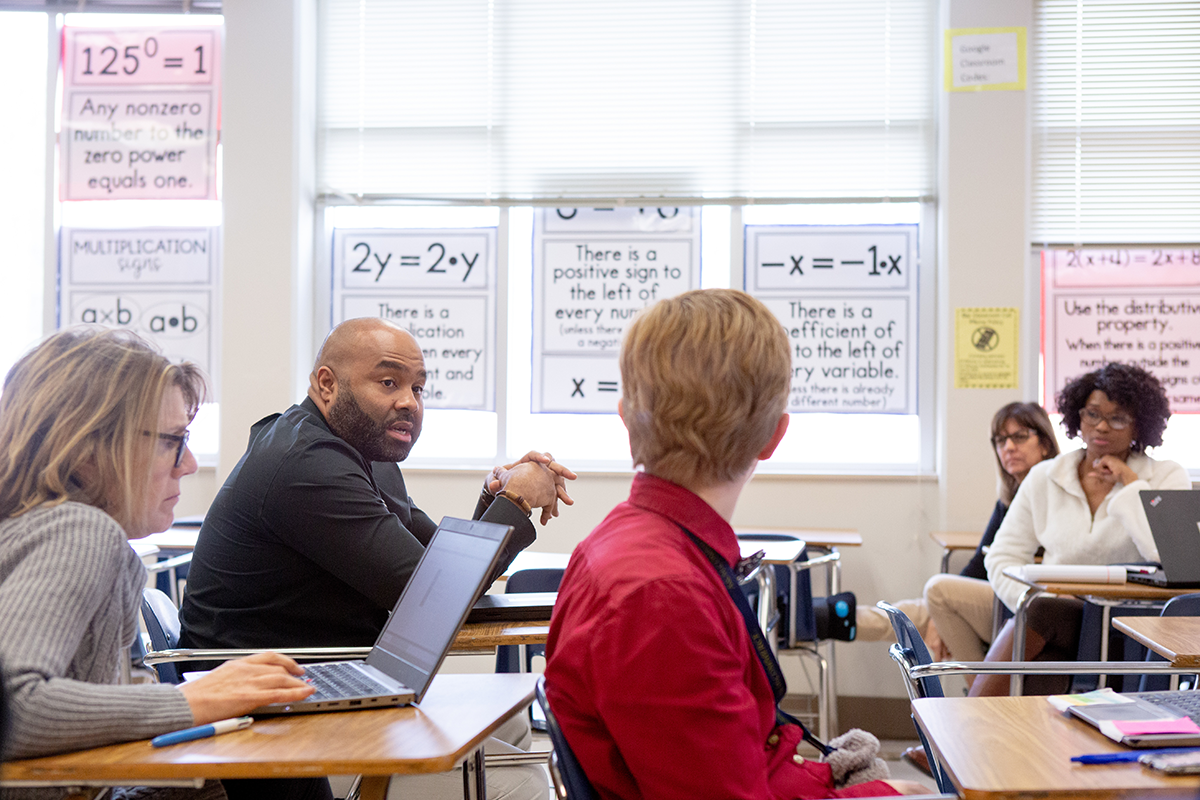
[913,694,1200,800]
[1001,568,1195,693]
[452,620,550,652]
[928,530,980,573]
[1113,616,1200,669]
[0,673,537,800]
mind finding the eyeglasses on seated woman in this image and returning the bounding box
[0,327,319,800]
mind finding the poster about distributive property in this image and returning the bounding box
[1042,247,1200,413]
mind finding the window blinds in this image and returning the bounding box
[1033,0,1200,243]
[317,0,935,202]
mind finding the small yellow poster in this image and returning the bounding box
[955,307,1019,389]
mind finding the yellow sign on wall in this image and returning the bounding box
[955,307,1019,389]
[944,27,1026,92]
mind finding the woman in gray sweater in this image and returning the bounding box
[0,328,315,799]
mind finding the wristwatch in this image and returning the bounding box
[495,489,533,517]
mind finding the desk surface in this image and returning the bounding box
[1113,615,1200,668]
[0,673,537,788]
[453,620,550,650]
[735,527,862,548]
[141,527,201,551]
[499,550,570,579]
[739,539,809,564]
[1002,569,1197,602]
[928,530,980,550]
[913,694,1200,800]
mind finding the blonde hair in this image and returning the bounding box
[0,327,204,532]
[620,289,791,488]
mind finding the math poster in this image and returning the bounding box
[745,225,919,414]
[60,227,220,394]
[532,207,700,413]
[60,26,221,200]
[1043,248,1200,413]
[330,228,497,411]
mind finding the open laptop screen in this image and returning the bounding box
[367,517,512,701]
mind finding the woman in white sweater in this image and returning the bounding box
[0,328,317,799]
[971,362,1190,696]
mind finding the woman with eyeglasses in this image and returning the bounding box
[970,362,1190,696]
[922,403,1060,658]
[0,328,316,799]
[858,403,1060,669]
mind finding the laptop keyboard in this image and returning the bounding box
[303,662,392,701]
[1141,691,1200,722]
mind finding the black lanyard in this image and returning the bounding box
[684,528,833,756]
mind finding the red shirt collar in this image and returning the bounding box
[627,472,742,567]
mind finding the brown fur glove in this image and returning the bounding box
[824,728,891,787]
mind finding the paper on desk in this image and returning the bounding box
[1099,718,1200,742]
[1047,688,1134,711]
[1046,687,1136,711]
[1015,564,1127,584]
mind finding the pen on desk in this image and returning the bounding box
[1072,748,1199,764]
[151,716,254,748]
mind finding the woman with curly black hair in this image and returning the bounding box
[969,363,1190,696]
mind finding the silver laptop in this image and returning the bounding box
[251,516,513,715]
[1129,491,1200,588]
[1069,691,1200,747]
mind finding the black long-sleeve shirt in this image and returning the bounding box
[959,499,1008,581]
[179,397,534,651]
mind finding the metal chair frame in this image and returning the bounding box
[739,535,842,741]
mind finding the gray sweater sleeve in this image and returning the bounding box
[0,503,193,760]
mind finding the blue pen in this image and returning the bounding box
[151,716,254,748]
[1072,748,1200,764]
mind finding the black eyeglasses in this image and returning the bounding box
[992,429,1035,448]
[145,430,190,468]
[1080,407,1133,431]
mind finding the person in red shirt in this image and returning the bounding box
[545,289,928,800]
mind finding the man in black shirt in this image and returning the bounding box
[180,316,573,651]
[178,317,571,800]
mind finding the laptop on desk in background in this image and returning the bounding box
[1069,691,1200,747]
[1126,490,1200,588]
[250,516,514,715]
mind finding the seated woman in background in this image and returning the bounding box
[972,362,1191,696]
[857,403,1059,662]
[0,328,316,799]
[923,402,1059,664]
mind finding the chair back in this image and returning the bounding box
[877,601,943,699]
[1139,591,1200,692]
[737,534,818,644]
[878,602,955,794]
[496,568,563,674]
[535,676,597,800]
[141,588,182,684]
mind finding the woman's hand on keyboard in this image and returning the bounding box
[179,652,315,725]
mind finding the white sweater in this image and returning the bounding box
[985,449,1191,611]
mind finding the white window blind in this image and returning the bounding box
[317,0,935,202]
[1033,0,1200,243]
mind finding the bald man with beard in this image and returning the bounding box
[179,318,572,800]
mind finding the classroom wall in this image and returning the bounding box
[174,0,1036,701]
